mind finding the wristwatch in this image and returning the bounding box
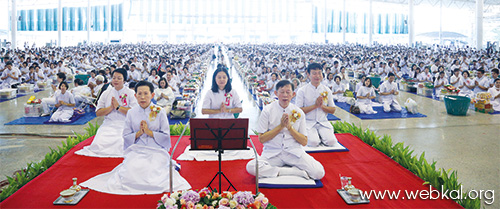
[116,105,120,110]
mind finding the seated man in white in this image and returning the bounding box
[75,68,137,157]
[71,78,92,106]
[49,82,75,122]
[0,62,20,89]
[379,73,402,112]
[81,81,190,194]
[246,80,325,180]
[296,63,338,147]
[473,68,490,96]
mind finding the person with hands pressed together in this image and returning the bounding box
[357,77,377,114]
[379,73,402,112]
[246,80,325,180]
[202,66,242,118]
[48,82,75,122]
[75,68,138,158]
[295,63,339,147]
[81,81,190,194]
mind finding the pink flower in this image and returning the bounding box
[187,201,195,209]
[219,198,229,206]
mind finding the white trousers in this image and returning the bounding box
[42,97,56,114]
[81,144,191,195]
[246,151,325,180]
[358,102,377,114]
[306,123,338,147]
[382,100,402,112]
[74,119,126,158]
[49,108,73,122]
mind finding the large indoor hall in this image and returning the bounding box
[0,0,499,208]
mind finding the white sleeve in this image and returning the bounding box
[256,105,270,134]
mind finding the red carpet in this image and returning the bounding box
[1,134,461,208]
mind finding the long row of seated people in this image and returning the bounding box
[229,44,500,112]
[1,43,499,195]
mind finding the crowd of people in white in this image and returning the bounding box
[228,44,500,112]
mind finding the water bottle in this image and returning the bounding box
[401,107,408,117]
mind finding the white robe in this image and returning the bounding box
[49,91,75,122]
[295,83,338,147]
[154,87,175,112]
[75,87,137,158]
[379,81,402,112]
[81,104,191,194]
[331,82,347,103]
[356,86,377,114]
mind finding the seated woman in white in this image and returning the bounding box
[202,67,242,118]
[146,69,160,89]
[434,71,449,95]
[355,75,367,95]
[331,75,347,103]
[81,81,191,194]
[154,78,175,113]
[459,71,475,98]
[41,72,66,117]
[49,82,75,122]
[75,68,137,158]
[324,73,335,90]
[488,78,500,112]
[417,67,433,83]
[356,78,377,114]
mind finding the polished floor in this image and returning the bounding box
[1,60,499,207]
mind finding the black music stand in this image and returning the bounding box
[189,118,249,192]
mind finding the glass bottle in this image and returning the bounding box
[70,177,81,192]
[344,177,355,191]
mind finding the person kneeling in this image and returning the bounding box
[49,82,75,122]
[81,81,191,194]
[246,80,325,180]
[379,73,402,112]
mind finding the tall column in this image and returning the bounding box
[368,0,373,46]
[11,0,16,49]
[408,0,415,47]
[439,0,442,45]
[87,0,91,44]
[342,0,346,43]
[58,0,62,46]
[476,0,483,50]
[324,0,327,43]
[107,0,111,43]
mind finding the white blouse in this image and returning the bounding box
[202,89,242,118]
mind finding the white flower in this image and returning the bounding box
[164,198,176,206]
[229,200,238,208]
[171,191,181,200]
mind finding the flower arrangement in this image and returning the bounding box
[290,109,301,124]
[224,93,232,106]
[320,91,328,104]
[119,94,128,106]
[157,188,275,209]
[149,105,161,121]
[441,85,460,94]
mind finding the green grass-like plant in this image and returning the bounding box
[0,122,191,202]
[1,121,482,208]
[332,121,481,209]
